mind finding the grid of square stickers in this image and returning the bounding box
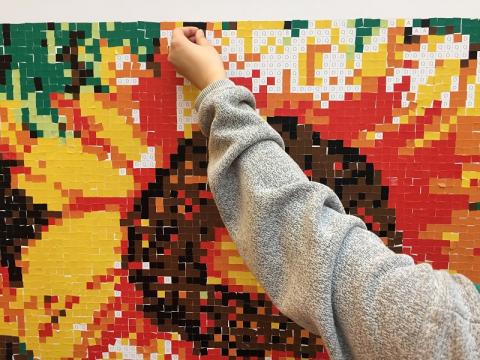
[0,19,479,359]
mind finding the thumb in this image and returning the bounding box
[195,29,209,46]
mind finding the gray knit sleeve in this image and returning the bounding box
[194,79,480,360]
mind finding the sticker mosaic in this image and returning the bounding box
[0,19,479,359]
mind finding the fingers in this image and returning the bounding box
[172,26,197,45]
[170,27,209,53]
[172,26,198,40]
[181,26,199,38]
[195,29,209,46]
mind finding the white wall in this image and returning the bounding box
[2,0,480,23]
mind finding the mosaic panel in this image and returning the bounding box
[1,19,480,359]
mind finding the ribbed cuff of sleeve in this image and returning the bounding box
[194,78,237,113]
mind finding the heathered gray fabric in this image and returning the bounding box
[194,78,480,359]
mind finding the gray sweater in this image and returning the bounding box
[194,78,480,359]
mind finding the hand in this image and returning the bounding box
[168,27,227,91]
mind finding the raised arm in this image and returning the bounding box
[194,78,480,359]
[167,26,479,359]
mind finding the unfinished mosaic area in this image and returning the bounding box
[0,19,479,359]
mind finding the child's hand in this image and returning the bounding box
[168,27,226,90]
